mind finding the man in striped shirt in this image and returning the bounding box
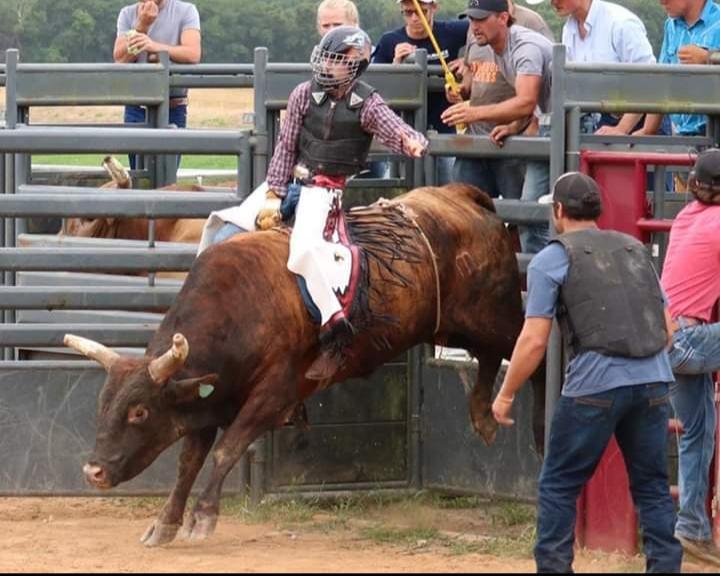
[199,26,427,380]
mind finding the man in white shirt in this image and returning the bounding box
[551,0,655,135]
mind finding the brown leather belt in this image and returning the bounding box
[169,98,188,108]
[672,316,705,332]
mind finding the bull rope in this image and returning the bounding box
[397,204,441,335]
[347,199,441,336]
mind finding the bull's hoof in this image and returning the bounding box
[179,511,218,541]
[471,414,498,446]
[140,520,180,547]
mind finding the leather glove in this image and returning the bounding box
[255,189,283,230]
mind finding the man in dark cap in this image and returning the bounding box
[661,148,720,565]
[443,0,553,255]
[492,172,682,572]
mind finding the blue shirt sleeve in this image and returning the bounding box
[525,243,569,318]
[658,19,672,64]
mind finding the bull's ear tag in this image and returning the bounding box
[199,384,215,399]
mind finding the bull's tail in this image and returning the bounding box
[442,182,496,213]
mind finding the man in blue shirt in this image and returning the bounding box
[492,172,682,573]
[372,0,468,184]
[635,0,720,139]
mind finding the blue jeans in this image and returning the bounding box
[357,160,390,180]
[435,155,454,186]
[520,159,550,255]
[452,156,525,199]
[124,104,188,171]
[357,157,452,185]
[535,383,682,573]
[667,321,720,541]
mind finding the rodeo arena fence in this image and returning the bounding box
[0,44,718,554]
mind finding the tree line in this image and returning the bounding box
[0,0,669,64]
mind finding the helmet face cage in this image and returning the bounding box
[311,26,370,90]
[311,46,363,90]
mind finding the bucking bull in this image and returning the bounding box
[64,182,542,547]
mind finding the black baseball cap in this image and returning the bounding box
[690,148,720,187]
[459,0,509,19]
[550,172,603,213]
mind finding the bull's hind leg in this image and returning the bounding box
[468,350,502,446]
[141,427,217,547]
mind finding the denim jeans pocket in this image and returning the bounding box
[669,332,701,374]
[572,395,613,424]
[646,383,670,407]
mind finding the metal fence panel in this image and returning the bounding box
[0,363,248,495]
[421,361,541,500]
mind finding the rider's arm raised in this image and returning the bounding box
[359,92,428,157]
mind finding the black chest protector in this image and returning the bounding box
[554,229,667,359]
[297,80,375,176]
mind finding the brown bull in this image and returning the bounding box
[60,156,219,244]
[65,183,531,547]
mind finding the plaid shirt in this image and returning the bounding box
[266,80,428,194]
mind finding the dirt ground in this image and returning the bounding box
[0,495,714,573]
[0,88,255,129]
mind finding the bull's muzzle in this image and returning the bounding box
[82,463,112,489]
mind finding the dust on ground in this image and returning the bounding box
[0,493,713,573]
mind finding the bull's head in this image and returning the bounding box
[64,333,218,489]
[60,156,131,238]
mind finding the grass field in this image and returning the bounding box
[31,153,238,170]
[0,88,255,170]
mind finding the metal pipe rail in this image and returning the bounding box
[5,188,240,218]
[170,63,255,89]
[556,45,720,119]
[0,247,195,272]
[494,200,550,225]
[18,234,196,250]
[9,58,170,108]
[0,126,251,154]
[428,133,550,160]
[0,324,157,347]
[0,286,179,310]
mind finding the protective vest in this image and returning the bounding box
[554,228,667,359]
[297,80,375,176]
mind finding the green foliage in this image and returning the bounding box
[0,0,670,64]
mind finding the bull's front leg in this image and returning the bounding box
[468,350,501,446]
[181,375,294,541]
[140,427,217,547]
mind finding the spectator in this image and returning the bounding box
[635,0,720,189]
[510,0,554,40]
[317,0,359,37]
[451,0,553,200]
[661,148,720,566]
[551,0,657,136]
[373,0,469,185]
[492,172,682,573]
[114,0,201,172]
[442,0,553,254]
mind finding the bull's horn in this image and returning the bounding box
[63,334,120,371]
[101,156,132,189]
[148,333,189,384]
